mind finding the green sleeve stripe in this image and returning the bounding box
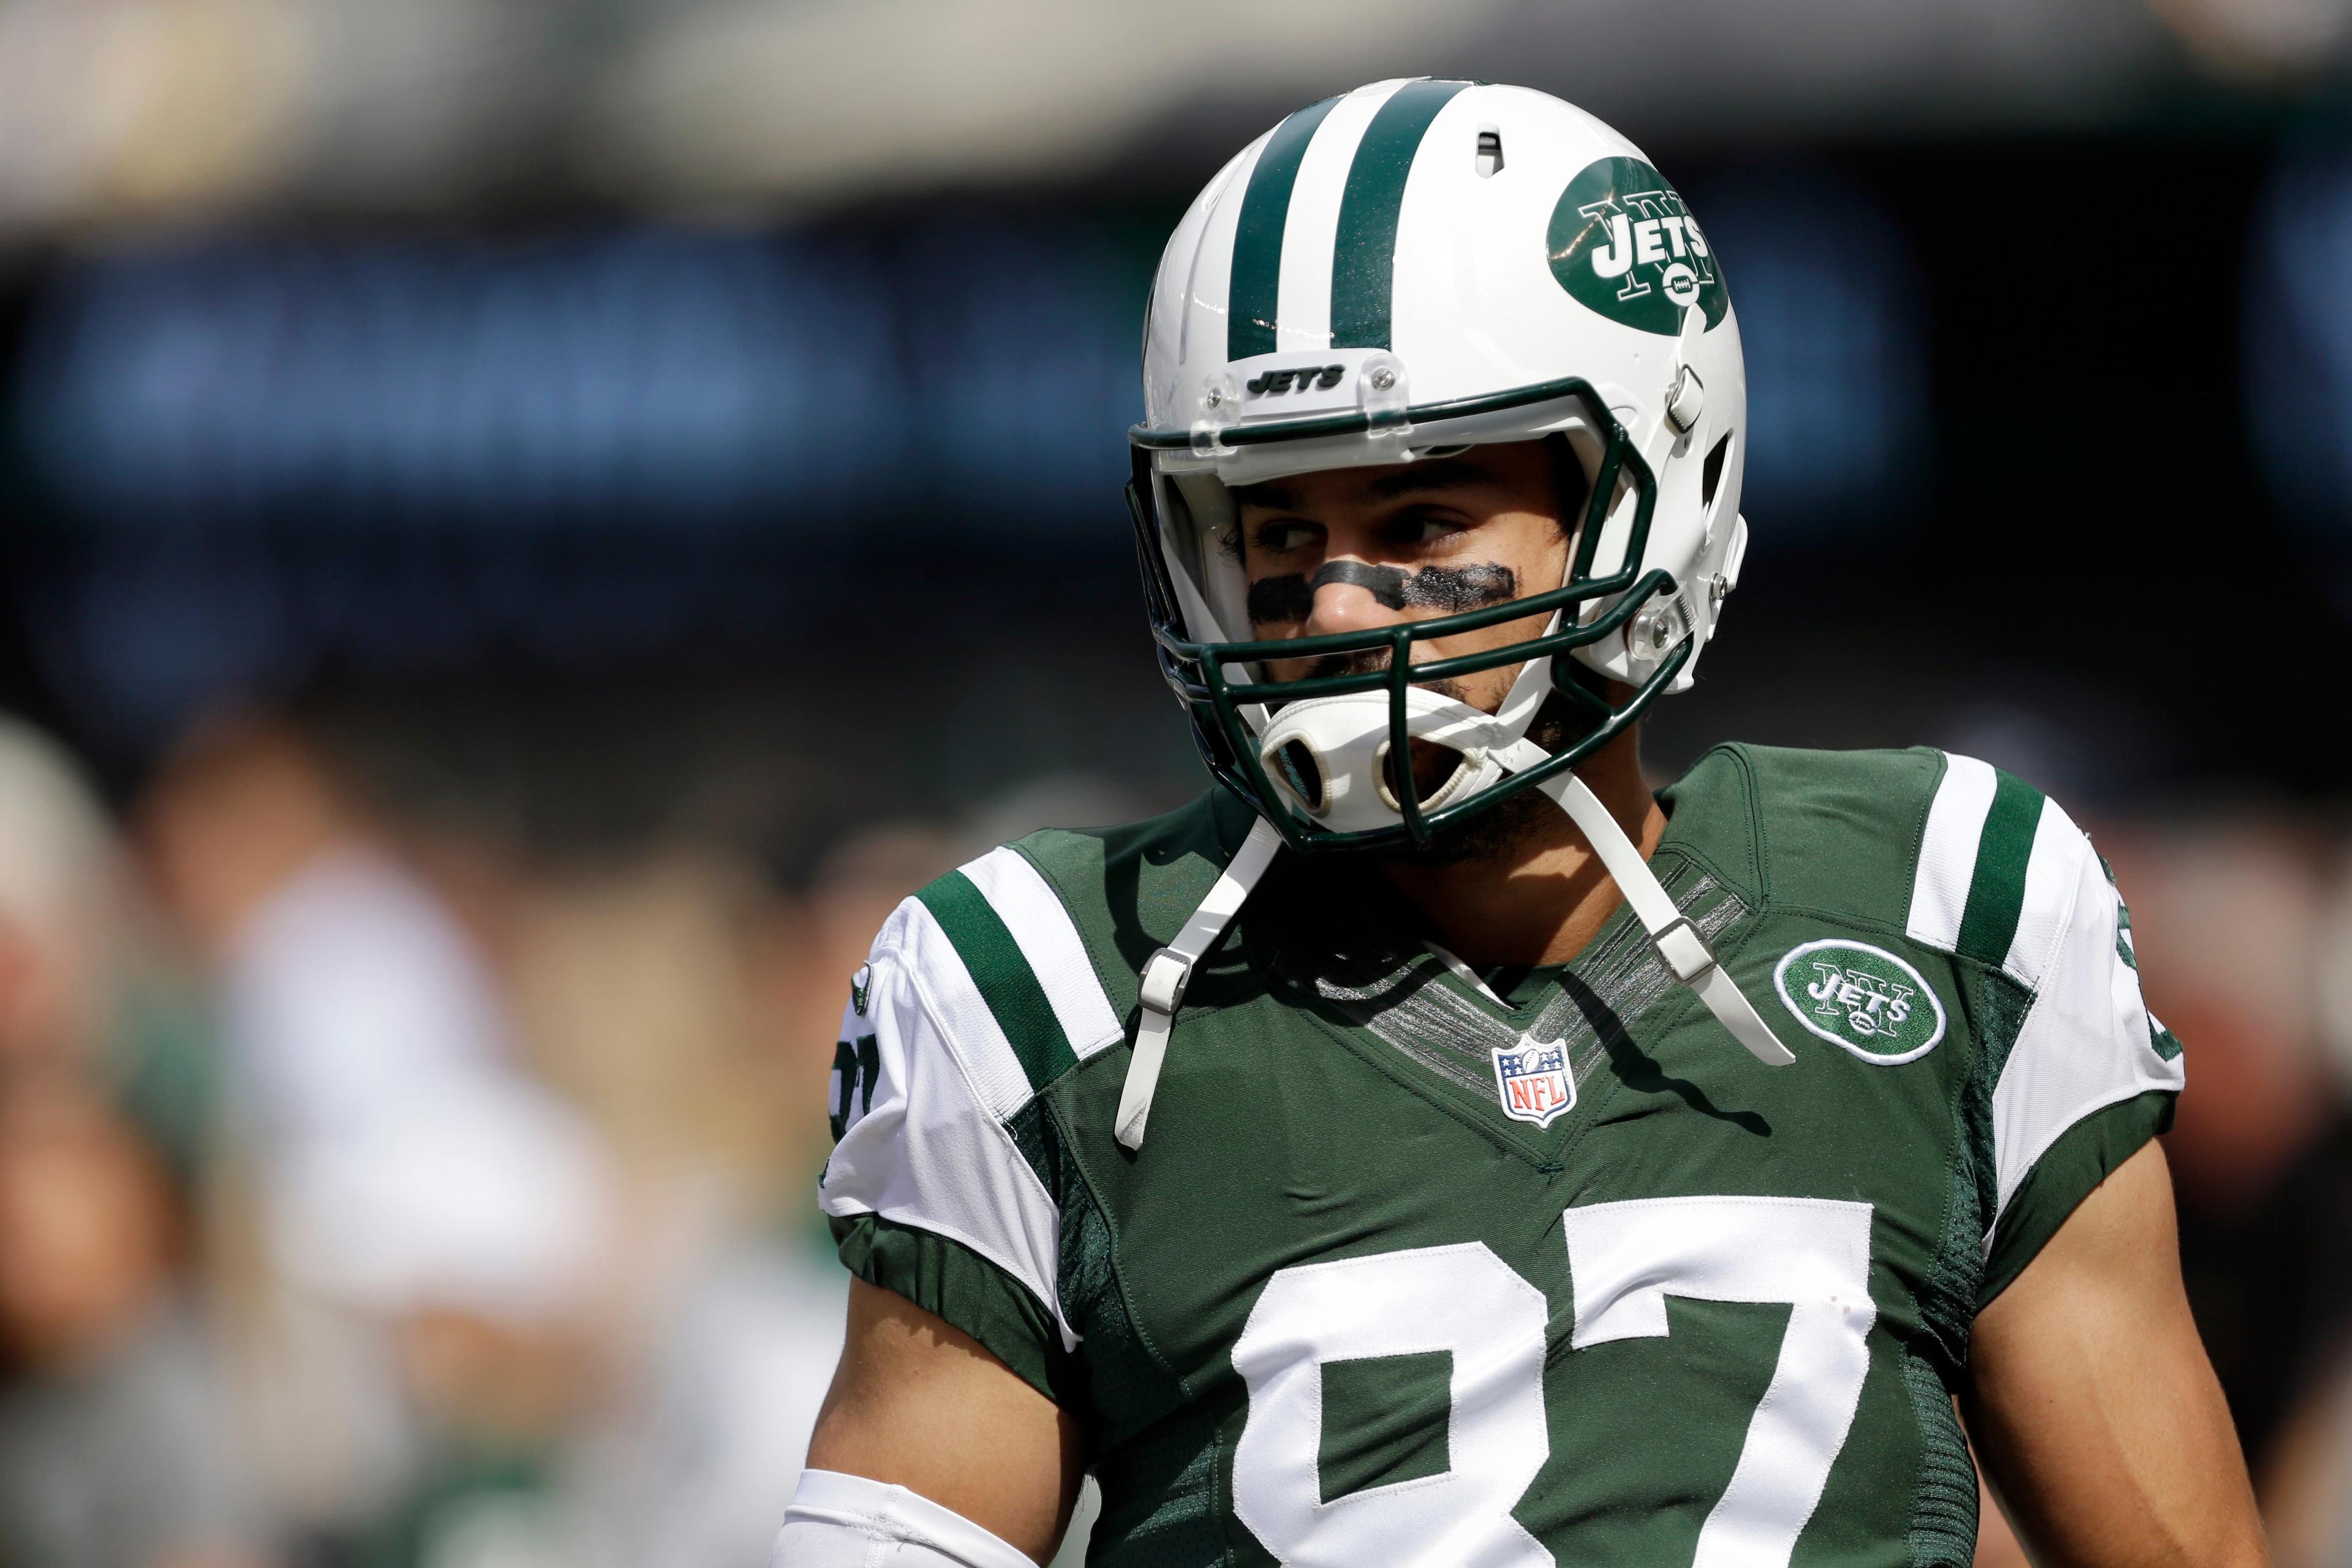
[1953,770,2044,968]
[833,1212,1067,1404]
[916,870,1076,1095]
[1330,80,1469,350]
[1978,1089,2175,1309]
[1226,95,1341,363]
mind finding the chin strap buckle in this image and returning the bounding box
[1138,948,1191,1019]
[1522,763,1797,1068]
[1652,916,1717,985]
[1115,818,1287,1152]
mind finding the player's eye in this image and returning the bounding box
[1387,510,1467,548]
[1249,519,1319,556]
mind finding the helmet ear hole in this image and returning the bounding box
[1273,740,1330,815]
[1701,431,1733,511]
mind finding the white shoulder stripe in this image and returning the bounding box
[824,902,1076,1348]
[1988,846,2184,1235]
[1273,80,1406,352]
[892,896,1035,1122]
[2005,797,2090,989]
[1905,752,1997,952]
[960,847,1125,1061]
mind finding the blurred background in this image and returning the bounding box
[0,2,2350,1566]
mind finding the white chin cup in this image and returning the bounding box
[1257,686,1516,833]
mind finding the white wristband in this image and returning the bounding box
[772,1470,1036,1568]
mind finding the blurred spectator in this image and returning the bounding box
[316,1080,624,1568]
[140,714,516,1164]
[0,714,262,1568]
[2098,813,2352,1469]
[138,712,551,1548]
[0,716,126,1075]
[134,707,886,1568]
[512,851,788,1199]
[0,1076,266,1568]
[617,1210,846,1568]
[508,852,848,1568]
[0,715,216,1170]
[2243,838,2352,1568]
[2110,816,2332,1210]
[2265,1340,2352,1568]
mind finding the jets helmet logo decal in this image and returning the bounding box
[1772,940,1947,1064]
[1547,157,1730,336]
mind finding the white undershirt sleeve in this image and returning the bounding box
[773,1470,1038,1568]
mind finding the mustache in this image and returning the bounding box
[1289,644,1476,700]
[1246,560,1518,625]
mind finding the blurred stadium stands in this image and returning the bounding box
[1,3,2351,1567]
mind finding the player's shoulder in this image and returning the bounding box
[974,786,1257,988]
[1664,742,1947,925]
[1669,742,2102,974]
[1011,786,1256,918]
[867,789,1248,1091]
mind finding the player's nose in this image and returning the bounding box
[1303,564,1403,636]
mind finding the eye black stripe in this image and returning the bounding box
[1329,80,1469,351]
[1225,96,1341,363]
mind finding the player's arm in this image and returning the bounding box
[782,899,1095,1567]
[803,1279,1083,1562]
[1921,785,2261,1566]
[1964,1139,2268,1568]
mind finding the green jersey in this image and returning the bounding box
[819,745,2182,1568]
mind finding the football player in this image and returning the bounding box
[778,81,2267,1567]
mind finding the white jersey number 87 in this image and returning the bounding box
[1229,1196,1877,1568]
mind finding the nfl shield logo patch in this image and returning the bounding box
[1491,1034,1575,1128]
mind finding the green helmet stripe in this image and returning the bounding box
[1226,96,1341,363]
[1953,771,2046,968]
[1330,79,1468,350]
[917,870,1077,1095]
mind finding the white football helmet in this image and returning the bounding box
[1129,77,1749,850]
[1112,80,1789,1152]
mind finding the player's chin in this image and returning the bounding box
[1373,782,1553,869]
[1372,698,1604,867]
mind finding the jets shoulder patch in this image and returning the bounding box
[1773,939,1947,1065]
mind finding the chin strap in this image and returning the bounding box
[1114,816,1286,1150]
[1496,739,1794,1066]
[1112,751,1796,1151]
